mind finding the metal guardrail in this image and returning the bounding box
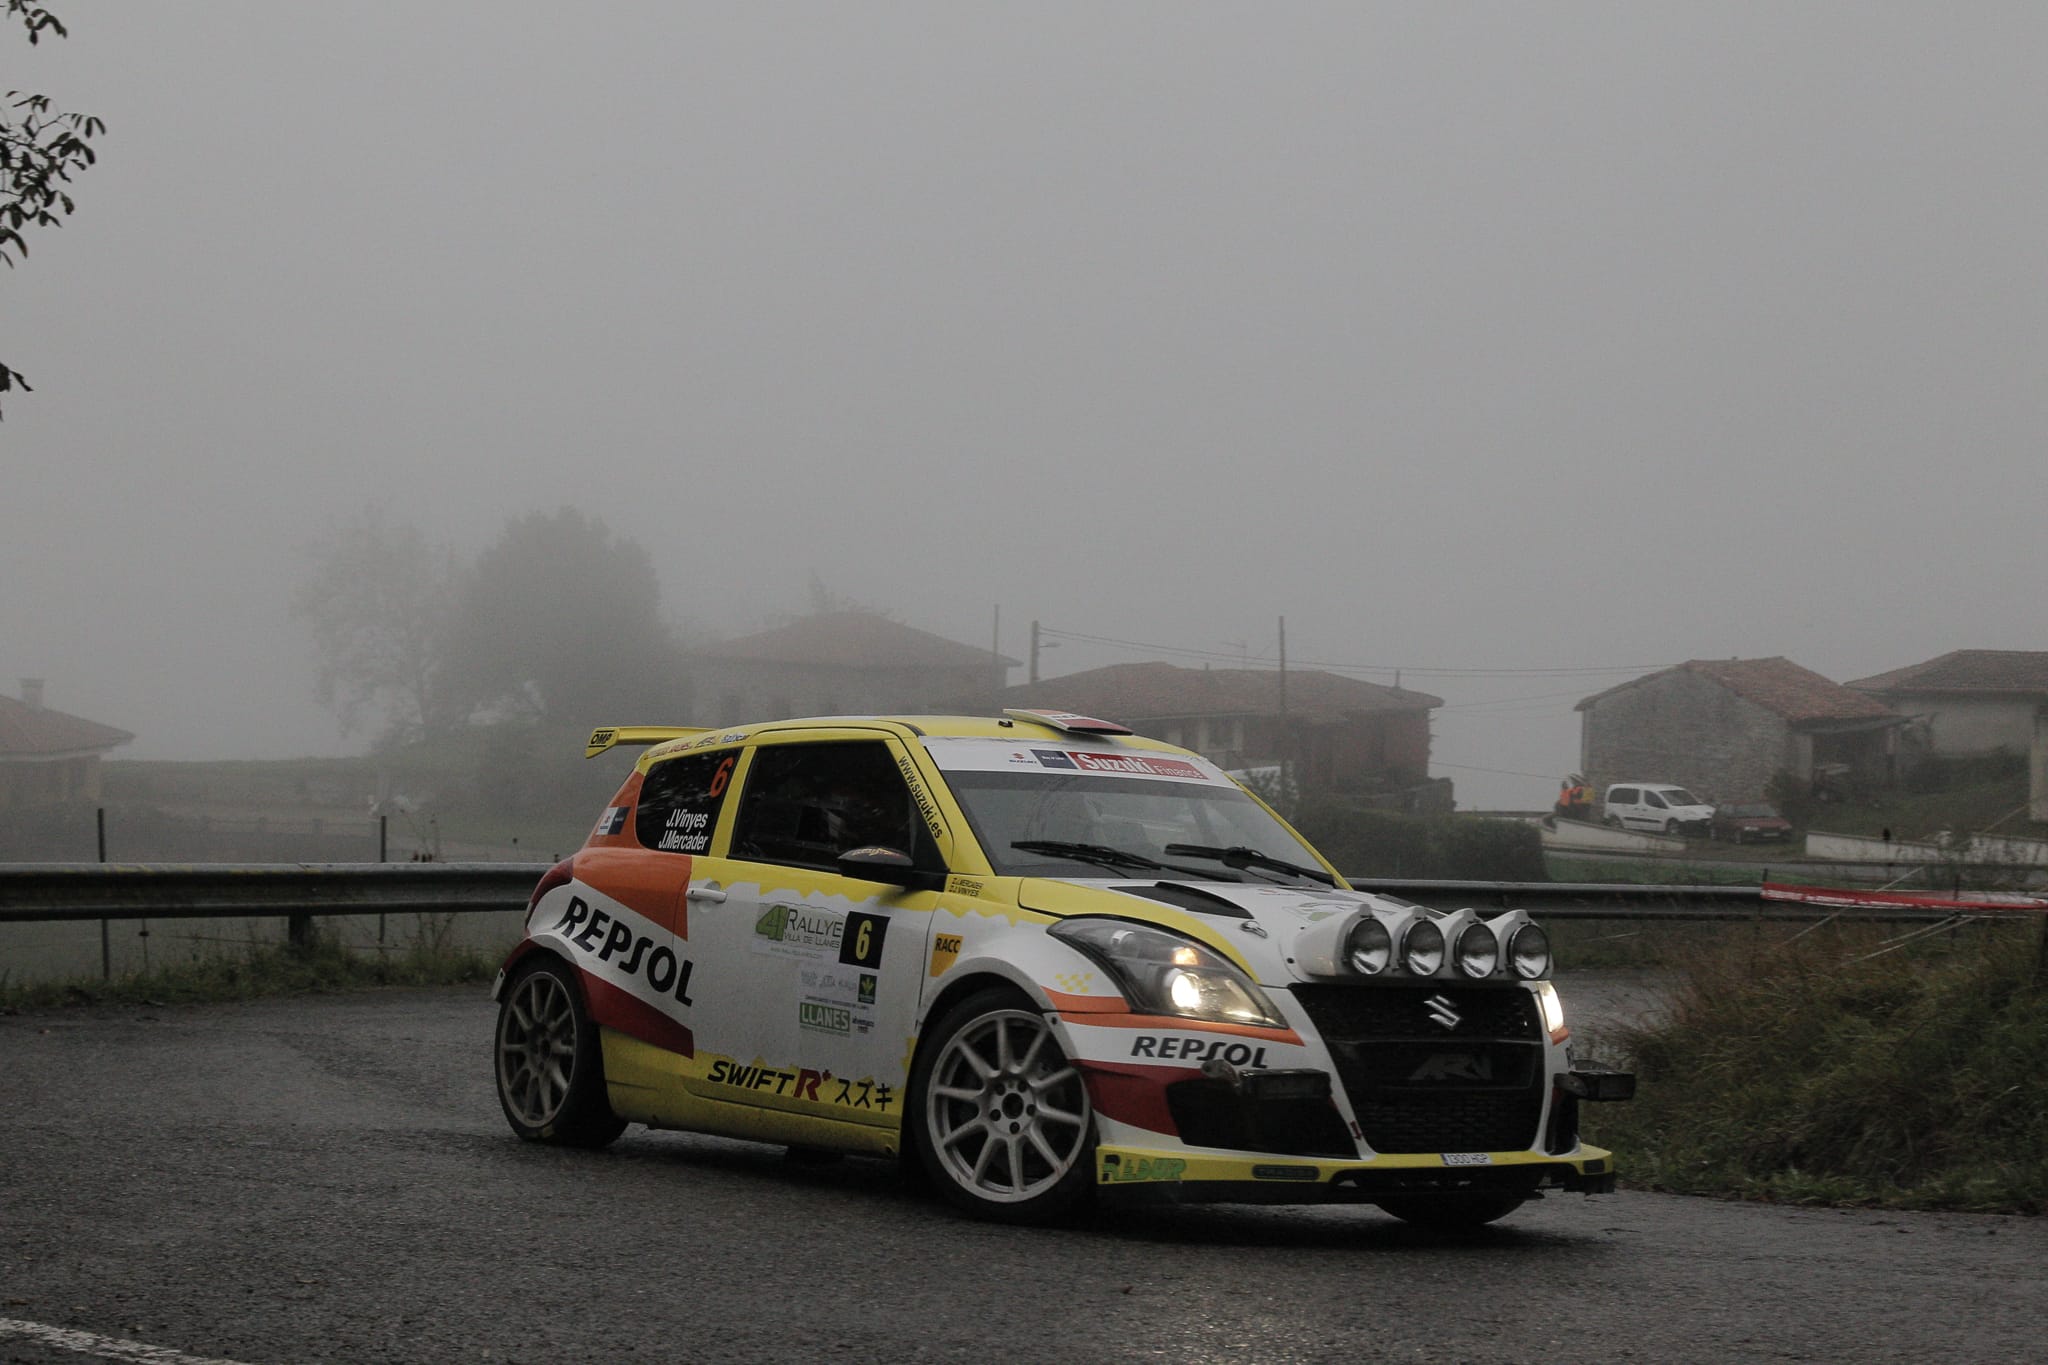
[0,863,2017,926]
[0,863,545,924]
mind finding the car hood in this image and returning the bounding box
[1017,875,1404,986]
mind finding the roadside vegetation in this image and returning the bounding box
[1581,919,2048,1213]
[0,926,501,1011]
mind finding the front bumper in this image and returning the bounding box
[1096,1144,1617,1206]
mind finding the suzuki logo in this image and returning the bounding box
[1424,993,1461,1031]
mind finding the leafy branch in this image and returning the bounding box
[2,1,103,416]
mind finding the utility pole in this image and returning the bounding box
[1030,619,1040,684]
[990,604,1002,707]
[1277,615,1289,799]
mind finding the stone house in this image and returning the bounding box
[692,612,1017,725]
[1845,651,2048,757]
[1575,658,1902,804]
[0,679,134,810]
[991,661,1445,801]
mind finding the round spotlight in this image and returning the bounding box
[1401,919,1444,977]
[1510,923,1552,980]
[1345,917,1393,975]
[1455,923,1498,978]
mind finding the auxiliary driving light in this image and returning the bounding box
[1400,918,1444,977]
[1345,917,1393,975]
[1454,922,1498,978]
[1510,923,1552,979]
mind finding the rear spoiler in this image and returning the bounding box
[585,725,711,759]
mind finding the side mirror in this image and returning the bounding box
[836,845,927,889]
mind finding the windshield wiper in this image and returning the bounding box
[1010,840,1234,880]
[1163,843,1337,887]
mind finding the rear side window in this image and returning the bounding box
[1608,787,1638,804]
[731,740,939,872]
[636,750,738,854]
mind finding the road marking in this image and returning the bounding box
[0,1318,252,1365]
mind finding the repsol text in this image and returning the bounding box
[555,896,695,1006]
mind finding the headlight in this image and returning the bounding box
[1509,923,1551,979]
[1454,922,1498,978]
[1535,979,1566,1036]
[1048,919,1288,1028]
[1400,918,1444,976]
[1345,917,1393,975]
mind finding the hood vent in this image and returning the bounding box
[1115,882,1253,919]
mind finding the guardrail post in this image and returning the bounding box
[97,807,110,981]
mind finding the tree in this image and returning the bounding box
[443,507,689,726]
[292,507,464,745]
[3,2,104,417]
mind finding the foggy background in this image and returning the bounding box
[7,3,2045,809]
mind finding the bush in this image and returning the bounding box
[1289,800,1546,881]
[1584,922,2048,1212]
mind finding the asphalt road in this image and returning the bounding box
[1,976,2042,1364]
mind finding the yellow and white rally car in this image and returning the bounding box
[492,710,1632,1227]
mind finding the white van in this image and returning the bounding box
[1602,782,1714,836]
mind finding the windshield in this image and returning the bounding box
[942,769,1329,881]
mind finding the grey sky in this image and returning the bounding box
[8,3,2046,807]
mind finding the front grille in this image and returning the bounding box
[1291,983,1547,1155]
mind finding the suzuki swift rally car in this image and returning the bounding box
[492,710,1632,1227]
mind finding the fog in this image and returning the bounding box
[8,3,2046,809]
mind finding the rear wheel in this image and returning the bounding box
[909,987,1095,1223]
[495,956,626,1149]
[1374,1194,1526,1229]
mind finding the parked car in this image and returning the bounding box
[1711,801,1793,844]
[1602,782,1714,836]
[492,709,1631,1228]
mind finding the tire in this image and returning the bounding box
[1374,1194,1526,1229]
[908,987,1095,1224]
[1665,819,1682,837]
[494,955,627,1149]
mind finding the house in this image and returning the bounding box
[1845,651,2048,757]
[1575,658,1902,803]
[0,679,134,810]
[691,612,1017,725]
[990,661,1446,802]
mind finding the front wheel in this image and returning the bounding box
[909,988,1095,1223]
[495,955,626,1149]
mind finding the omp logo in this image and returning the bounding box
[1424,993,1462,1031]
[1408,1052,1494,1082]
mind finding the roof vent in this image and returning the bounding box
[1002,708,1134,736]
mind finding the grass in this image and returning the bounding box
[0,930,503,1011]
[1581,918,2048,1213]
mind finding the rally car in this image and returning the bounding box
[492,710,1632,1227]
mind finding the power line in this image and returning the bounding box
[1036,624,1666,681]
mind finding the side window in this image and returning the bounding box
[1644,791,1668,810]
[731,741,938,872]
[636,750,738,854]
[1609,787,1636,805]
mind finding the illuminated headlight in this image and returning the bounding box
[1454,922,1498,978]
[1401,918,1444,976]
[1535,979,1566,1036]
[1345,917,1393,975]
[1509,923,1552,979]
[1049,919,1287,1028]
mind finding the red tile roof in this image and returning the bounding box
[1847,650,2048,697]
[699,612,1018,670]
[996,662,1440,724]
[0,695,134,759]
[1576,658,1896,725]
